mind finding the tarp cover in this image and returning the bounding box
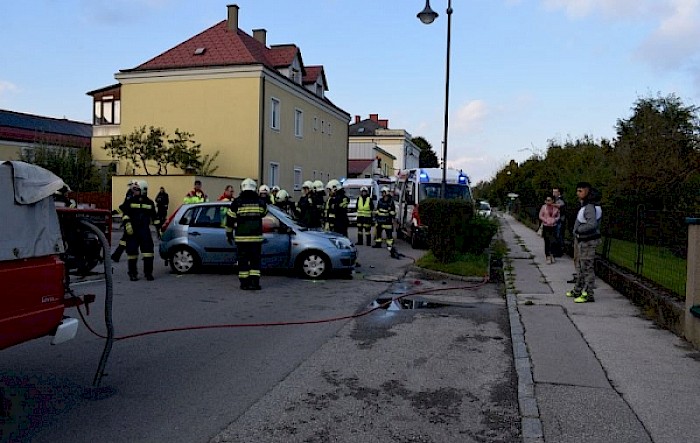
[0,161,65,262]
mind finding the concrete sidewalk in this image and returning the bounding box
[500,213,700,443]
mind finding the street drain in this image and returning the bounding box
[371,296,449,310]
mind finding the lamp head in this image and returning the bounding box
[417,0,439,24]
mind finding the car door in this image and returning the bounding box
[188,205,236,266]
[261,213,291,269]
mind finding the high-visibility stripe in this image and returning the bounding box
[237,207,265,214]
[249,270,261,277]
[129,203,153,209]
[235,235,263,242]
[142,252,154,258]
[239,271,250,278]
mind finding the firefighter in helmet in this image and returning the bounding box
[373,185,397,257]
[325,179,349,236]
[310,180,325,229]
[296,180,314,226]
[119,180,160,281]
[356,186,374,245]
[111,179,138,263]
[226,178,268,290]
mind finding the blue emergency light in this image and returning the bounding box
[419,169,429,182]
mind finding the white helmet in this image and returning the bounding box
[360,186,369,193]
[381,186,390,193]
[302,180,313,189]
[271,185,280,193]
[313,180,324,192]
[259,184,270,194]
[241,178,257,192]
[327,179,341,191]
[276,189,289,202]
[127,179,138,187]
[138,180,149,194]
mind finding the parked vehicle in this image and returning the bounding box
[477,201,492,217]
[0,161,97,350]
[343,178,380,225]
[394,168,473,248]
[159,203,357,278]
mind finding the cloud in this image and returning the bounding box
[541,0,653,19]
[454,100,489,133]
[0,80,18,98]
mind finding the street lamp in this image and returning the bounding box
[417,0,452,198]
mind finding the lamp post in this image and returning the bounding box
[417,0,452,198]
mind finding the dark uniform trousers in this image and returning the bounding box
[237,241,262,287]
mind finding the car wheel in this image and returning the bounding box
[169,247,200,274]
[297,251,329,279]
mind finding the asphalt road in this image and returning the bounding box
[1,227,518,443]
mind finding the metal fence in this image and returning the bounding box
[514,202,696,299]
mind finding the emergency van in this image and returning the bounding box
[394,167,472,248]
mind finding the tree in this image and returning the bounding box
[103,126,216,175]
[412,136,439,168]
[20,144,104,191]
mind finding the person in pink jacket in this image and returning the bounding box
[539,196,561,264]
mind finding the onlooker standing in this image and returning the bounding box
[184,180,208,204]
[217,185,235,227]
[552,187,566,257]
[538,196,560,264]
[155,186,169,223]
[566,182,602,303]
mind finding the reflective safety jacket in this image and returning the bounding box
[226,191,268,242]
[374,197,396,225]
[356,195,374,218]
[183,189,207,204]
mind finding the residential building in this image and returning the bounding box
[348,114,421,176]
[0,109,91,161]
[88,4,349,205]
[347,142,396,178]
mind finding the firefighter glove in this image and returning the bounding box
[125,222,134,236]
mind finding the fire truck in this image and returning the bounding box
[394,167,472,248]
[0,161,110,351]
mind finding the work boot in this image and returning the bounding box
[144,257,154,281]
[127,259,139,281]
[565,289,579,298]
[240,278,250,290]
[372,242,382,248]
[249,276,262,291]
[111,245,125,263]
[574,291,595,303]
[365,234,372,246]
[357,235,363,246]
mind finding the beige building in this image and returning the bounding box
[89,4,349,207]
[348,114,421,176]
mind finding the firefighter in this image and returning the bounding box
[226,178,267,290]
[270,185,281,205]
[183,179,208,204]
[258,184,274,205]
[275,189,295,217]
[310,180,325,229]
[356,186,374,245]
[119,180,160,281]
[325,179,349,236]
[373,186,397,257]
[111,179,137,263]
[296,180,314,226]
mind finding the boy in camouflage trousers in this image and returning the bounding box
[566,182,602,303]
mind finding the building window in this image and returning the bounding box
[313,117,318,131]
[313,170,318,179]
[271,98,281,130]
[294,167,302,191]
[327,122,332,135]
[321,120,325,134]
[269,162,280,187]
[291,68,300,84]
[294,108,303,138]
[93,98,121,125]
[316,83,323,96]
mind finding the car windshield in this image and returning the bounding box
[343,187,362,199]
[419,184,472,201]
[480,202,491,210]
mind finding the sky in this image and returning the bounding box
[2,0,700,183]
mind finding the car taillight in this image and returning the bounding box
[412,204,421,226]
[160,205,181,232]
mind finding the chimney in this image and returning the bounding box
[369,114,379,122]
[253,28,267,46]
[227,4,239,32]
[354,115,361,124]
[378,119,388,128]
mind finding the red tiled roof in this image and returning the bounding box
[268,44,300,69]
[125,21,278,72]
[348,159,374,175]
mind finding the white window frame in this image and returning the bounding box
[270,97,281,131]
[294,108,304,138]
[327,122,332,135]
[269,162,280,188]
[293,167,302,191]
[321,120,325,134]
[313,117,318,131]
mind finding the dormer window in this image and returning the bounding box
[291,68,300,84]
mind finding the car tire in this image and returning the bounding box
[169,246,200,274]
[296,251,329,279]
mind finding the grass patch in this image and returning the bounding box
[602,238,686,298]
[416,251,489,277]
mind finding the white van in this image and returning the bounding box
[342,178,380,225]
[394,168,472,248]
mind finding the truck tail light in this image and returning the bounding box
[412,204,421,226]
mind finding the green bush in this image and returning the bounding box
[459,215,499,254]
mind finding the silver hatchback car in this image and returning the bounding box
[159,202,357,279]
